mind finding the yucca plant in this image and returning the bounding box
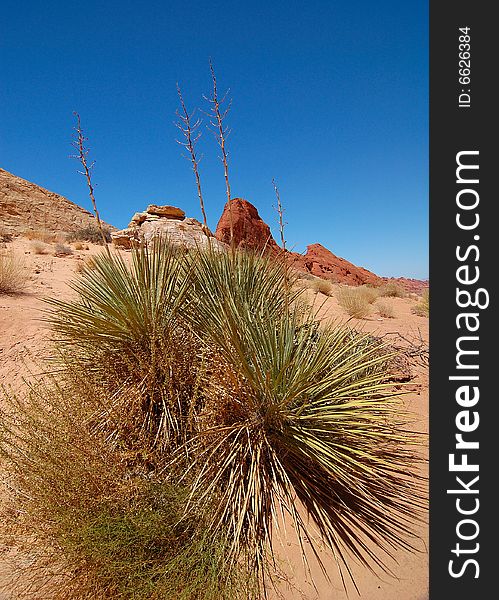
[44,238,198,450]
[5,241,424,598]
[173,249,424,590]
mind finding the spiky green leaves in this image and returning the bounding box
[38,240,423,595]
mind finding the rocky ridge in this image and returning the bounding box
[0,167,114,235]
[0,167,427,291]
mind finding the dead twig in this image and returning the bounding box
[70,113,110,254]
[381,329,429,367]
[175,84,207,228]
[205,60,233,247]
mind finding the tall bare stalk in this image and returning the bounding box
[205,60,234,247]
[71,112,110,254]
[272,178,286,252]
[175,84,207,228]
[272,178,290,309]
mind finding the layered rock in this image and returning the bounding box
[289,244,382,286]
[215,198,279,252]
[112,204,225,251]
[145,205,185,220]
[0,167,114,235]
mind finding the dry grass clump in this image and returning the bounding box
[0,378,253,600]
[375,299,396,318]
[412,289,429,317]
[310,277,334,296]
[74,258,95,274]
[0,251,29,294]
[54,243,73,256]
[23,229,55,243]
[67,225,112,245]
[357,285,379,304]
[30,240,49,255]
[0,228,13,243]
[1,241,425,598]
[378,281,406,298]
[336,285,371,319]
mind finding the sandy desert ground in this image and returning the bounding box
[0,238,428,600]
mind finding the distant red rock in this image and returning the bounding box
[214,198,427,291]
[215,198,279,252]
[381,276,429,294]
[288,244,382,287]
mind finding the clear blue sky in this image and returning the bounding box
[0,1,428,279]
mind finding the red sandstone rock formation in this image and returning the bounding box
[214,198,427,290]
[215,198,279,252]
[288,244,382,286]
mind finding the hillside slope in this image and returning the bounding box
[0,168,114,235]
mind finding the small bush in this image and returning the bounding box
[55,231,71,244]
[0,228,13,243]
[68,225,112,245]
[54,243,73,256]
[336,286,371,318]
[412,289,429,317]
[23,229,55,243]
[357,285,379,304]
[0,377,253,600]
[375,299,395,318]
[310,277,334,296]
[0,251,29,294]
[75,256,97,274]
[30,240,49,255]
[378,281,406,298]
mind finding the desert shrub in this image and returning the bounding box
[375,299,395,318]
[30,240,49,255]
[357,285,379,304]
[23,229,55,243]
[412,289,429,317]
[378,281,406,298]
[336,286,371,319]
[309,277,334,296]
[68,225,112,244]
[2,241,424,597]
[0,228,13,243]
[45,240,200,450]
[0,378,254,600]
[54,243,73,256]
[178,248,423,580]
[74,259,85,273]
[55,232,71,244]
[0,251,29,294]
[73,258,94,274]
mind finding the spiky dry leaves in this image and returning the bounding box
[1,240,425,598]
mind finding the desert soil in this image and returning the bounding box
[0,238,428,600]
